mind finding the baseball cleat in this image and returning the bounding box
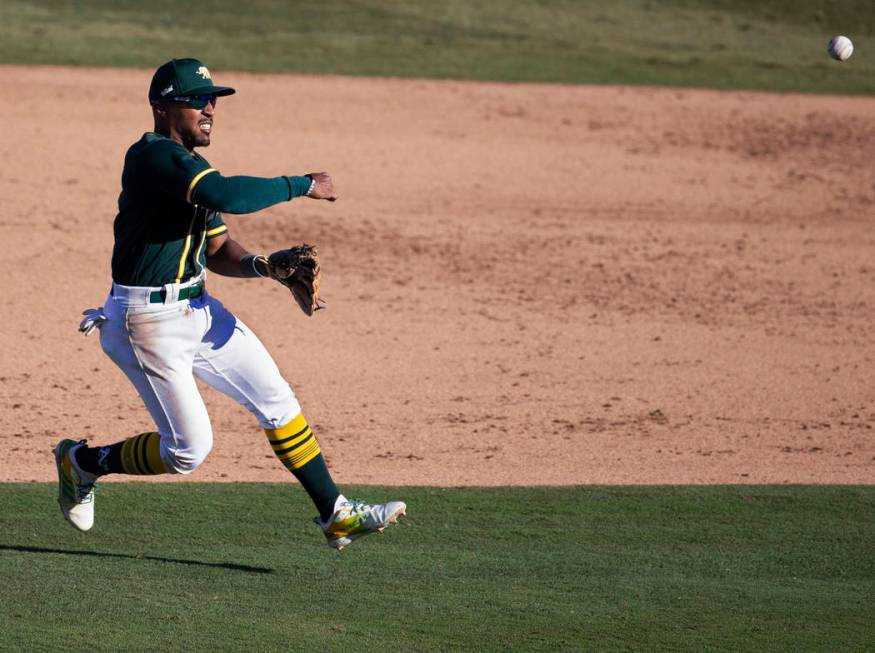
[316,499,406,550]
[54,438,97,532]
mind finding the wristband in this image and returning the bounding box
[242,254,268,278]
[305,175,317,197]
[252,254,269,278]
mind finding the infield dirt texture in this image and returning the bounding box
[1,66,874,485]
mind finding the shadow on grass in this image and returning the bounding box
[0,544,273,574]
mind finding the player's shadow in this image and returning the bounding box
[0,544,273,574]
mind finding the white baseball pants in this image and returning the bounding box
[98,278,301,474]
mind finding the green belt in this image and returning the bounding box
[149,282,204,303]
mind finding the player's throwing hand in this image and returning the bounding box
[305,172,337,201]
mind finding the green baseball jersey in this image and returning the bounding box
[111,133,229,286]
[110,133,311,287]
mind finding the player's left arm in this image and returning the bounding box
[206,232,269,278]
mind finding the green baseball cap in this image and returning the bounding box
[148,58,236,103]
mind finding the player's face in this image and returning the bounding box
[163,98,216,152]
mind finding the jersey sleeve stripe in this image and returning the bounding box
[186,168,218,204]
[206,225,228,237]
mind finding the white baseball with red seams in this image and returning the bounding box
[827,35,853,62]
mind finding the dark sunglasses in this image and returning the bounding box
[170,94,218,110]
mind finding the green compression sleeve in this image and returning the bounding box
[191,173,312,214]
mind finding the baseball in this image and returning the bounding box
[827,35,853,61]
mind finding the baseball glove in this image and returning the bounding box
[267,244,324,316]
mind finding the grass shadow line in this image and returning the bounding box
[0,544,273,574]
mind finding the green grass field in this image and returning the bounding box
[2,484,873,652]
[1,0,875,93]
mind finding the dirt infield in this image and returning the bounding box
[2,65,873,485]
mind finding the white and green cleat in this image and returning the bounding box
[316,499,406,550]
[54,438,97,532]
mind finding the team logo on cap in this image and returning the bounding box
[196,66,212,80]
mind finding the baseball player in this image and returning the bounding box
[53,58,405,550]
